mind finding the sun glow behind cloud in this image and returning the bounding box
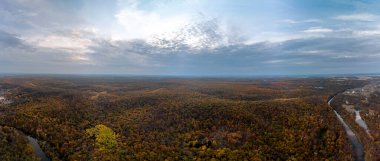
[115,7,190,41]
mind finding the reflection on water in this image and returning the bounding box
[329,96,364,161]
[355,110,371,137]
[334,110,364,161]
[0,86,4,102]
[0,86,11,104]
[27,135,50,161]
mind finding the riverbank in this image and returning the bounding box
[328,96,365,161]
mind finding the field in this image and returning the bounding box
[0,75,377,160]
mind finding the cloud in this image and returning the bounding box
[87,35,380,75]
[333,13,377,21]
[0,31,91,73]
[303,27,333,33]
[115,7,190,40]
[281,19,322,24]
[2,26,380,75]
[21,28,99,64]
[25,34,92,53]
[88,39,163,69]
[304,19,322,23]
[264,59,286,64]
[353,30,380,36]
[0,30,26,48]
[115,6,244,49]
[0,0,84,34]
[1,0,380,75]
[150,17,246,50]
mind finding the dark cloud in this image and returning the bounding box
[80,34,380,75]
[0,30,24,48]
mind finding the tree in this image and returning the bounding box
[86,124,123,160]
[86,124,118,149]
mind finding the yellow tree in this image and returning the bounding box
[86,124,121,160]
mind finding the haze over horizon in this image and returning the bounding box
[1,0,380,75]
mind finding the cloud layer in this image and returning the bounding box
[1,0,380,75]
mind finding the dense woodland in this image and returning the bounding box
[0,76,374,160]
[0,125,38,161]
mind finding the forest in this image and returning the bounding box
[0,75,376,160]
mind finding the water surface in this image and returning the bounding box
[355,110,371,137]
[27,135,50,161]
[329,97,364,161]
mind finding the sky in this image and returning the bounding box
[1,0,380,76]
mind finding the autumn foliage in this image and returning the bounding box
[0,76,369,160]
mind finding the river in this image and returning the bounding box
[354,110,372,138]
[328,96,364,161]
[27,136,50,161]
